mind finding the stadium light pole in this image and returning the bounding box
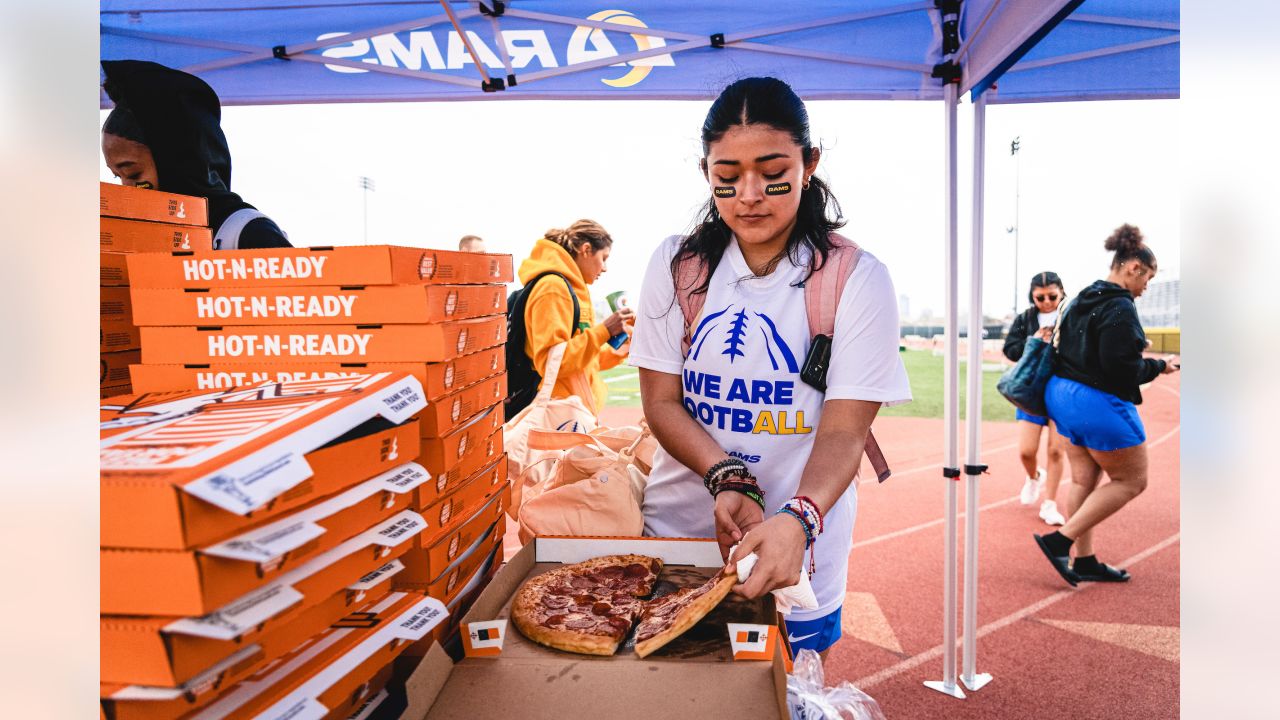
[1009,137,1020,316]
[359,176,376,245]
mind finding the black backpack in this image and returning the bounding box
[504,271,580,419]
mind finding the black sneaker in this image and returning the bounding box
[1034,533,1080,587]
[1072,561,1130,583]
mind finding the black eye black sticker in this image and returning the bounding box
[765,182,792,196]
[714,186,736,198]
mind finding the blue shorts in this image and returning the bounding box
[1015,408,1048,426]
[783,606,842,654]
[1045,375,1146,451]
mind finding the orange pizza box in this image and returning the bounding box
[415,457,507,551]
[100,373,425,550]
[173,592,447,720]
[102,285,133,321]
[419,374,507,438]
[102,461,431,616]
[332,664,394,720]
[102,251,131,286]
[127,345,505,396]
[416,432,504,510]
[102,349,140,388]
[99,584,405,720]
[102,383,133,400]
[101,557,404,688]
[403,537,788,720]
[418,402,503,474]
[102,317,142,352]
[130,283,508,326]
[126,245,513,289]
[101,216,214,252]
[404,533,504,657]
[415,486,509,582]
[101,182,208,226]
[420,345,505,402]
[101,510,428,706]
[139,315,507,364]
[397,509,501,601]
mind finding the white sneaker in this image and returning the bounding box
[1039,499,1066,526]
[1019,468,1045,505]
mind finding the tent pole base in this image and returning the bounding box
[924,680,967,699]
[961,672,993,692]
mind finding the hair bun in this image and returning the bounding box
[1104,223,1144,253]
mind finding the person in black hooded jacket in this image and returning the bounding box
[1033,224,1178,586]
[100,60,291,250]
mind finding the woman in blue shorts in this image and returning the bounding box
[1034,225,1179,585]
[1003,272,1068,526]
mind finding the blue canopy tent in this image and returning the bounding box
[101,0,1178,701]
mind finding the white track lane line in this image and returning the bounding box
[854,532,1181,689]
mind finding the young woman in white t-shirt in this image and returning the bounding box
[629,77,911,655]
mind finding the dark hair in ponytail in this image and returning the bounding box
[1105,223,1156,270]
[1027,271,1064,303]
[671,77,845,297]
[545,219,612,258]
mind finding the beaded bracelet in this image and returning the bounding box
[776,503,819,578]
[703,457,749,495]
[792,495,825,536]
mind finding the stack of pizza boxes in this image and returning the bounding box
[99,372,453,719]
[124,245,515,654]
[100,182,211,397]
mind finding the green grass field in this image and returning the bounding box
[599,349,1015,422]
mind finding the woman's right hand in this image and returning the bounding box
[603,307,635,335]
[713,490,764,562]
[1162,355,1180,374]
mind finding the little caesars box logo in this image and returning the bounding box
[319,9,674,88]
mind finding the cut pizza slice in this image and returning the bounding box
[634,567,738,658]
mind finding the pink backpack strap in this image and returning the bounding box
[805,232,891,482]
[674,245,709,358]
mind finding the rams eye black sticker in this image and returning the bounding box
[714,186,736,198]
[765,182,792,196]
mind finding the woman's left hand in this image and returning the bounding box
[728,513,808,599]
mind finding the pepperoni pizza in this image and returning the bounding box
[511,554,737,658]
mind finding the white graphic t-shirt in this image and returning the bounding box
[629,235,911,621]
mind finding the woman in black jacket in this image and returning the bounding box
[1003,272,1068,526]
[1033,225,1178,585]
[100,60,292,250]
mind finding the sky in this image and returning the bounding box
[99,96,1179,320]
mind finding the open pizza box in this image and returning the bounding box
[402,536,790,720]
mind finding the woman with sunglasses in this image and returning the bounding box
[1033,224,1179,585]
[1003,272,1069,526]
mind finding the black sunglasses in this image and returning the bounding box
[1033,293,1061,302]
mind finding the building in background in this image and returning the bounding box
[1136,278,1180,327]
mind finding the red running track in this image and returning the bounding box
[598,373,1179,719]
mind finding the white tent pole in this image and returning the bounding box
[439,0,493,85]
[1067,14,1179,31]
[961,92,994,693]
[924,79,965,701]
[1008,35,1178,72]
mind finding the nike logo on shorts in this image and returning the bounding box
[788,631,819,644]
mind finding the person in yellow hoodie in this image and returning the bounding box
[516,219,634,415]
